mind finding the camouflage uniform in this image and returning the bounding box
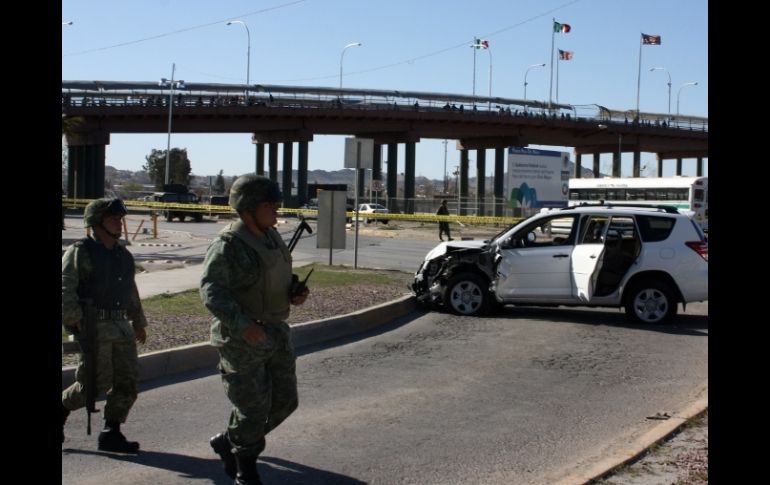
[61,238,147,422]
[61,198,147,452]
[200,219,298,457]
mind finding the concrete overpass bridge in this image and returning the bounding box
[62,81,707,214]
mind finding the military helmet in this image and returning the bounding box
[83,198,127,227]
[229,174,282,212]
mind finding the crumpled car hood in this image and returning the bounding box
[423,240,488,261]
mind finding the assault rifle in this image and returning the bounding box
[288,217,314,297]
[287,216,313,253]
[77,298,100,435]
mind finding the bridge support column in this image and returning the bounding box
[575,152,582,178]
[67,145,106,200]
[593,153,600,177]
[612,150,621,177]
[67,145,106,199]
[372,143,382,183]
[268,143,278,183]
[633,151,641,177]
[696,157,703,176]
[676,158,683,176]
[298,141,308,206]
[460,149,469,216]
[65,130,109,200]
[404,142,416,214]
[255,143,265,175]
[476,149,486,216]
[657,154,664,177]
[386,143,398,213]
[494,148,504,217]
[282,142,293,207]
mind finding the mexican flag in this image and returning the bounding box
[553,21,571,33]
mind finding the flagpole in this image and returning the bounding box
[487,46,492,109]
[556,55,560,104]
[636,32,643,119]
[472,37,477,98]
[549,18,555,108]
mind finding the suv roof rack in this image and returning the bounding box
[566,201,680,214]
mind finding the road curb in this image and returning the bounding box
[62,295,417,389]
[552,388,708,485]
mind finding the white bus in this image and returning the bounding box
[568,176,708,231]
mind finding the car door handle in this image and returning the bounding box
[589,254,597,259]
[553,254,569,258]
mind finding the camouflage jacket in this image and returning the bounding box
[61,238,148,334]
[200,221,292,348]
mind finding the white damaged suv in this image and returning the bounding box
[411,204,708,324]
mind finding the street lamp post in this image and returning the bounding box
[649,66,672,115]
[676,81,698,117]
[226,20,251,88]
[62,21,73,26]
[159,64,185,186]
[523,63,546,101]
[339,42,362,90]
[442,140,448,194]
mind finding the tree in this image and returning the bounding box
[142,148,193,190]
[213,170,226,194]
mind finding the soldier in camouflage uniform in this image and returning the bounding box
[61,198,148,453]
[200,175,309,485]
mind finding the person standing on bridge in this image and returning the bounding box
[437,199,453,241]
[61,198,148,453]
[200,175,309,484]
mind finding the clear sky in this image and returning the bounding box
[62,0,708,180]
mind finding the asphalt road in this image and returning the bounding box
[66,214,446,272]
[62,302,707,485]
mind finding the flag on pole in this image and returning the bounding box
[641,33,661,45]
[553,21,571,33]
[558,49,573,60]
[472,38,489,49]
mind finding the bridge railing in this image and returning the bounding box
[62,81,707,133]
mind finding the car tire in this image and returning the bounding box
[623,279,677,324]
[165,213,173,222]
[444,272,489,316]
[382,220,389,225]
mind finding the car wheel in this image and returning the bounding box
[382,220,389,225]
[178,214,186,222]
[194,214,203,222]
[624,279,677,324]
[444,272,489,316]
[165,213,173,222]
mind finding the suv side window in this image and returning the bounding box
[508,214,577,248]
[636,215,676,242]
[578,215,609,244]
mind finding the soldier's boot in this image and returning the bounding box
[210,431,237,479]
[62,404,70,444]
[234,453,262,485]
[97,420,140,453]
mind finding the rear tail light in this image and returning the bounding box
[685,241,708,262]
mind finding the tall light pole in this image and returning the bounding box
[339,42,362,90]
[159,64,185,186]
[649,66,671,115]
[523,63,546,101]
[442,140,448,194]
[226,20,251,88]
[676,81,698,117]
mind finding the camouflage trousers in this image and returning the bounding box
[217,321,298,457]
[62,337,139,423]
